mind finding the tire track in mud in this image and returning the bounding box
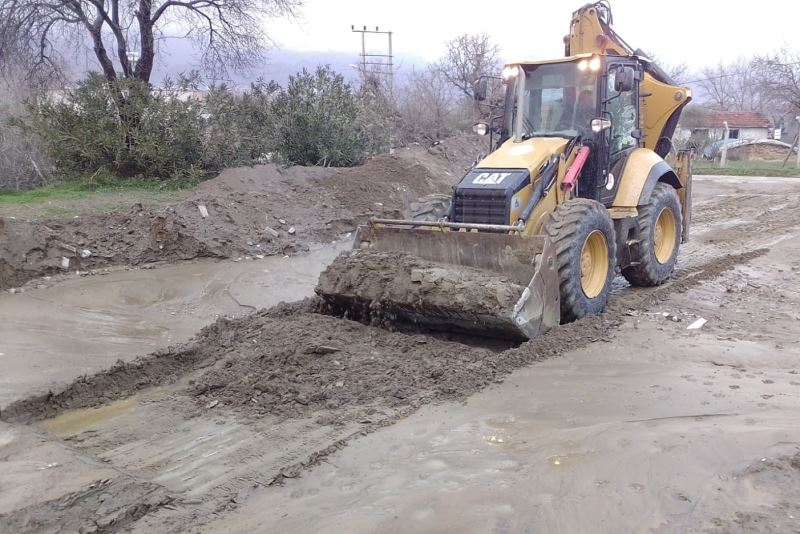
[683,185,800,271]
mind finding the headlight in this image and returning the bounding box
[578,57,602,72]
[591,118,612,133]
[501,65,519,80]
[472,123,489,136]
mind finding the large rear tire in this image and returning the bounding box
[545,199,617,323]
[622,183,682,287]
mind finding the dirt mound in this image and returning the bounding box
[729,143,793,161]
[324,158,441,215]
[0,140,480,290]
[1,248,768,426]
[0,477,172,534]
[1,298,612,425]
[187,305,500,421]
[0,205,236,288]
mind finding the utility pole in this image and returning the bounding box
[796,116,800,169]
[720,121,729,168]
[350,25,394,98]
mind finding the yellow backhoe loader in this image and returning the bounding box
[317,1,693,339]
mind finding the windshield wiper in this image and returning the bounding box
[522,131,578,140]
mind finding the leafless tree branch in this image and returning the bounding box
[436,33,501,100]
[0,0,301,83]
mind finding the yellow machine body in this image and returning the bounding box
[317,1,693,340]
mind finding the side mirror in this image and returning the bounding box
[591,118,612,133]
[474,78,488,101]
[614,66,635,92]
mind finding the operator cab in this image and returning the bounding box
[498,54,642,206]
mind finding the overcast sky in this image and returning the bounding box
[267,0,800,71]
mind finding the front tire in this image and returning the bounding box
[545,199,617,323]
[622,183,682,287]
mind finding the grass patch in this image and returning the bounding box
[0,182,89,204]
[694,159,800,177]
[0,173,205,206]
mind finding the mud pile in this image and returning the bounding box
[1,299,613,425]
[728,143,793,161]
[1,477,172,534]
[317,250,525,337]
[187,303,499,421]
[1,247,767,426]
[0,205,237,289]
[0,139,482,290]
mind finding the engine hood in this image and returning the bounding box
[476,137,570,174]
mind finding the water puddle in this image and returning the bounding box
[546,450,595,466]
[39,397,139,437]
[0,242,348,407]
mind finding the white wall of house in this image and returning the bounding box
[708,127,768,141]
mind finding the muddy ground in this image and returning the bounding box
[0,136,480,290]
[0,174,799,533]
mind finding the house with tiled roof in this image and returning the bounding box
[700,111,772,141]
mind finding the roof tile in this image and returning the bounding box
[704,111,771,129]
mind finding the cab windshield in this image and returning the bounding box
[507,61,599,140]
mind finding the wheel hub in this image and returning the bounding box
[580,230,608,298]
[654,207,677,264]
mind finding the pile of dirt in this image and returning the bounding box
[0,141,481,290]
[0,477,172,534]
[0,248,767,426]
[0,205,241,289]
[0,299,612,425]
[729,143,793,161]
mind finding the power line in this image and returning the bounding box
[683,61,800,86]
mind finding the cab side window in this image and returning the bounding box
[606,69,637,153]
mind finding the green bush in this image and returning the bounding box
[27,74,205,180]
[275,66,367,167]
[19,66,370,187]
[202,79,283,169]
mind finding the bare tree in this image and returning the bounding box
[436,33,501,100]
[757,48,800,115]
[0,0,300,83]
[664,62,690,85]
[396,66,469,144]
[639,51,690,85]
[697,57,770,112]
[0,65,52,189]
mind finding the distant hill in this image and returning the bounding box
[145,41,429,87]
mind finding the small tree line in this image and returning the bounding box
[0,31,501,190]
[7,66,371,188]
[4,9,800,191]
[684,50,800,131]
